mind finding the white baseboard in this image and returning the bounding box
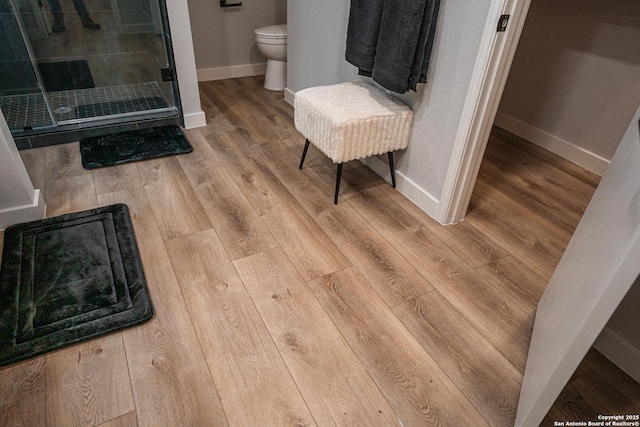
[594,326,640,383]
[197,63,267,82]
[361,156,439,219]
[0,189,46,231]
[284,88,295,106]
[494,112,610,176]
[183,111,207,129]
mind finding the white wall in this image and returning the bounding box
[287,0,355,93]
[0,112,46,230]
[287,0,493,216]
[167,0,206,127]
[497,0,640,174]
[188,0,286,81]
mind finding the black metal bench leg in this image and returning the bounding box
[299,139,310,169]
[388,151,396,188]
[334,163,343,204]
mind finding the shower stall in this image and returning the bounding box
[0,0,181,147]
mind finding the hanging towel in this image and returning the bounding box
[345,0,441,94]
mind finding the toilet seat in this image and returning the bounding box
[256,36,286,45]
[254,24,287,41]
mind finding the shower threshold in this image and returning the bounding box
[1,82,172,132]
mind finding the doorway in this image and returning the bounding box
[438,0,640,220]
[461,0,640,424]
[0,0,181,138]
[493,0,640,179]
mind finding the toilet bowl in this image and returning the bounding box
[254,24,287,91]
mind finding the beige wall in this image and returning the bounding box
[187,0,286,78]
[498,0,640,165]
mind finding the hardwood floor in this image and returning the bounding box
[2,76,639,426]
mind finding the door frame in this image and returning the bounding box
[435,0,532,224]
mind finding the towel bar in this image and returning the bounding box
[220,0,242,7]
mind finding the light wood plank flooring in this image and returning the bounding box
[2,76,639,426]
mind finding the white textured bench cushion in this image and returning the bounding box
[294,81,414,164]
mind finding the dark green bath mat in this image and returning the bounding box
[79,125,192,170]
[0,204,153,367]
[37,60,95,92]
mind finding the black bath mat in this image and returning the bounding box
[0,204,153,367]
[79,125,192,169]
[75,97,168,119]
[37,60,95,92]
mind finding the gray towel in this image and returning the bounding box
[346,0,441,94]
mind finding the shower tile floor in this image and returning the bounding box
[0,82,168,132]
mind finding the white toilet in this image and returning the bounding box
[254,24,287,91]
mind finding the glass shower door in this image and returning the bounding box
[0,0,57,132]
[3,0,179,131]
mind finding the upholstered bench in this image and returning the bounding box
[294,81,414,204]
